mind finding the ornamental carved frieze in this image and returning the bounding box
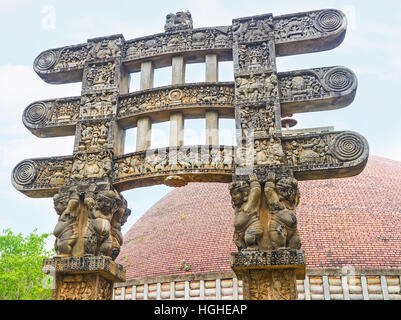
[33,36,124,79]
[75,122,111,152]
[23,98,80,131]
[87,37,124,61]
[124,27,232,61]
[234,41,276,75]
[80,92,116,119]
[282,131,366,168]
[114,145,234,180]
[274,9,345,43]
[57,274,96,300]
[235,73,279,104]
[243,269,297,300]
[118,83,234,118]
[12,157,73,193]
[232,14,274,43]
[71,152,113,180]
[82,62,117,91]
[238,103,279,138]
[279,67,356,105]
[33,45,88,74]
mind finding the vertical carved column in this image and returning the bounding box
[136,61,154,151]
[205,54,219,145]
[47,35,131,299]
[136,117,151,151]
[172,56,186,85]
[205,110,219,145]
[205,53,219,82]
[230,14,305,300]
[170,56,185,147]
[169,111,184,147]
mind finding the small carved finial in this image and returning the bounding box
[164,10,193,32]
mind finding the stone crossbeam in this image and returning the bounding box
[23,66,357,137]
[33,9,347,84]
[13,128,368,196]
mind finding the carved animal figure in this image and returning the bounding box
[165,11,193,31]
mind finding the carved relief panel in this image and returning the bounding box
[80,92,116,119]
[71,152,113,179]
[118,84,234,118]
[23,99,80,131]
[232,14,274,43]
[123,27,232,61]
[82,62,117,91]
[74,121,113,152]
[234,41,276,75]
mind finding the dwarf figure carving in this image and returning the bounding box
[229,173,263,250]
[53,186,80,257]
[264,171,301,249]
[84,185,119,257]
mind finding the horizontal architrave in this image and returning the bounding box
[113,145,235,192]
[24,65,356,137]
[283,130,369,180]
[117,82,235,128]
[33,9,347,84]
[12,129,368,197]
[11,155,73,198]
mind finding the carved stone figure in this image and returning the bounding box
[52,182,129,260]
[53,186,79,257]
[88,38,123,60]
[230,174,263,250]
[264,171,301,249]
[165,11,193,32]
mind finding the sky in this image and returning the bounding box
[0,0,400,249]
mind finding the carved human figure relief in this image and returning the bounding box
[230,174,263,250]
[264,171,301,250]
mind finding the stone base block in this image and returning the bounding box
[42,256,126,300]
[231,249,306,300]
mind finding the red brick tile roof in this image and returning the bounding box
[117,155,401,280]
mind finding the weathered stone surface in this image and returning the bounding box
[33,9,347,84]
[42,256,125,300]
[12,129,369,194]
[13,8,367,301]
[231,249,305,300]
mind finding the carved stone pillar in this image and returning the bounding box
[42,35,131,300]
[231,250,305,300]
[205,53,218,82]
[169,111,184,147]
[231,13,306,298]
[205,110,219,145]
[172,55,186,85]
[42,256,125,300]
[136,117,151,151]
[140,61,154,90]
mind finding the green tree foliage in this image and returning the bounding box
[0,228,54,300]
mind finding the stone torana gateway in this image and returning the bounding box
[12,9,368,300]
